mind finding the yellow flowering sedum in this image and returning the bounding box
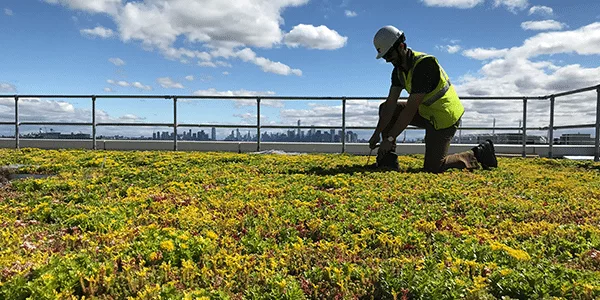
[0,148,599,299]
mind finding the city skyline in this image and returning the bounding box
[4,125,595,146]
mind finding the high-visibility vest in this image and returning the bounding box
[396,50,464,130]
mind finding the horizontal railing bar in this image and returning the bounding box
[262,125,339,130]
[0,95,551,101]
[1,95,96,99]
[177,124,256,129]
[3,84,600,101]
[0,122,14,125]
[549,124,596,130]
[19,122,93,126]
[460,127,528,130]
[96,123,174,127]
[549,84,600,98]
[459,96,546,100]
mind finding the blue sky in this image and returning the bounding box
[1,0,600,139]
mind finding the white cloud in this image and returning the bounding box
[185,75,194,81]
[521,20,566,31]
[235,48,302,76]
[463,22,600,60]
[420,0,484,9]
[80,26,114,38]
[192,88,281,108]
[4,8,13,16]
[455,22,600,128]
[216,61,232,68]
[43,0,121,15]
[438,44,462,54]
[107,79,152,90]
[234,112,265,122]
[157,77,184,89]
[283,22,600,132]
[283,24,348,50]
[193,88,275,97]
[162,47,211,62]
[462,48,510,60]
[106,79,130,87]
[516,22,600,57]
[280,100,381,127]
[0,83,16,93]
[0,97,153,137]
[493,0,529,13]
[344,10,357,17]
[528,5,553,16]
[132,82,152,91]
[116,81,129,87]
[198,60,231,68]
[103,87,114,92]
[222,72,230,76]
[108,57,125,66]
[44,0,317,76]
[199,61,217,68]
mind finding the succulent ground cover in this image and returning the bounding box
[0,148,599,299]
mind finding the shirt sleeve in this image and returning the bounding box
[391,66,403,88]
[410,57,440,94]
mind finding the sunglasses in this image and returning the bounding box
[382,50,394,60]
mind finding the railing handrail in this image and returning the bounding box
[0,95,558,100]
[1,83,600,160]
[3,83,599,100]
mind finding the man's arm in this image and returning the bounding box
[374,86,402,136]
[386,93,425,139]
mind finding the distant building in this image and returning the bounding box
[22,131,91,139]
[559,133,594,145]
[477,133,547,145]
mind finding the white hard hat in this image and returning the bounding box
[373,26,404,59]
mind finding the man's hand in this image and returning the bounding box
[379,138,393,153]
[369,133,380,149]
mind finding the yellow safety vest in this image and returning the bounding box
[397,50,464,130]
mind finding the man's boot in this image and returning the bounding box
[376,151,399,171]
[472,139,498,169]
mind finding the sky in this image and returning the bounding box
[1,0,600,140]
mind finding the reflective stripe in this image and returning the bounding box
[422,80,451,106]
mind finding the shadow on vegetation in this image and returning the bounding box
[0,166,55,185]
[288,164,423,176]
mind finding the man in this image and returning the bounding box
[369,25,497,173]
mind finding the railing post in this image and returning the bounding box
[342,97,346,154]
[548,96,555,158]
[257,98,261,152]
[14,96,19,150]
[92,96,97,150]
[522,97,527,158]
[595,86,600,162]
[173,97,178,151]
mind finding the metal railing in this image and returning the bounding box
[1,84,600,161]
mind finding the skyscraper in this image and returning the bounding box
[211,127,216,141]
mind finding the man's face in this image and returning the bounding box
[383,44,404,68]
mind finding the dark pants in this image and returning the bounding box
[379,102,478,173]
